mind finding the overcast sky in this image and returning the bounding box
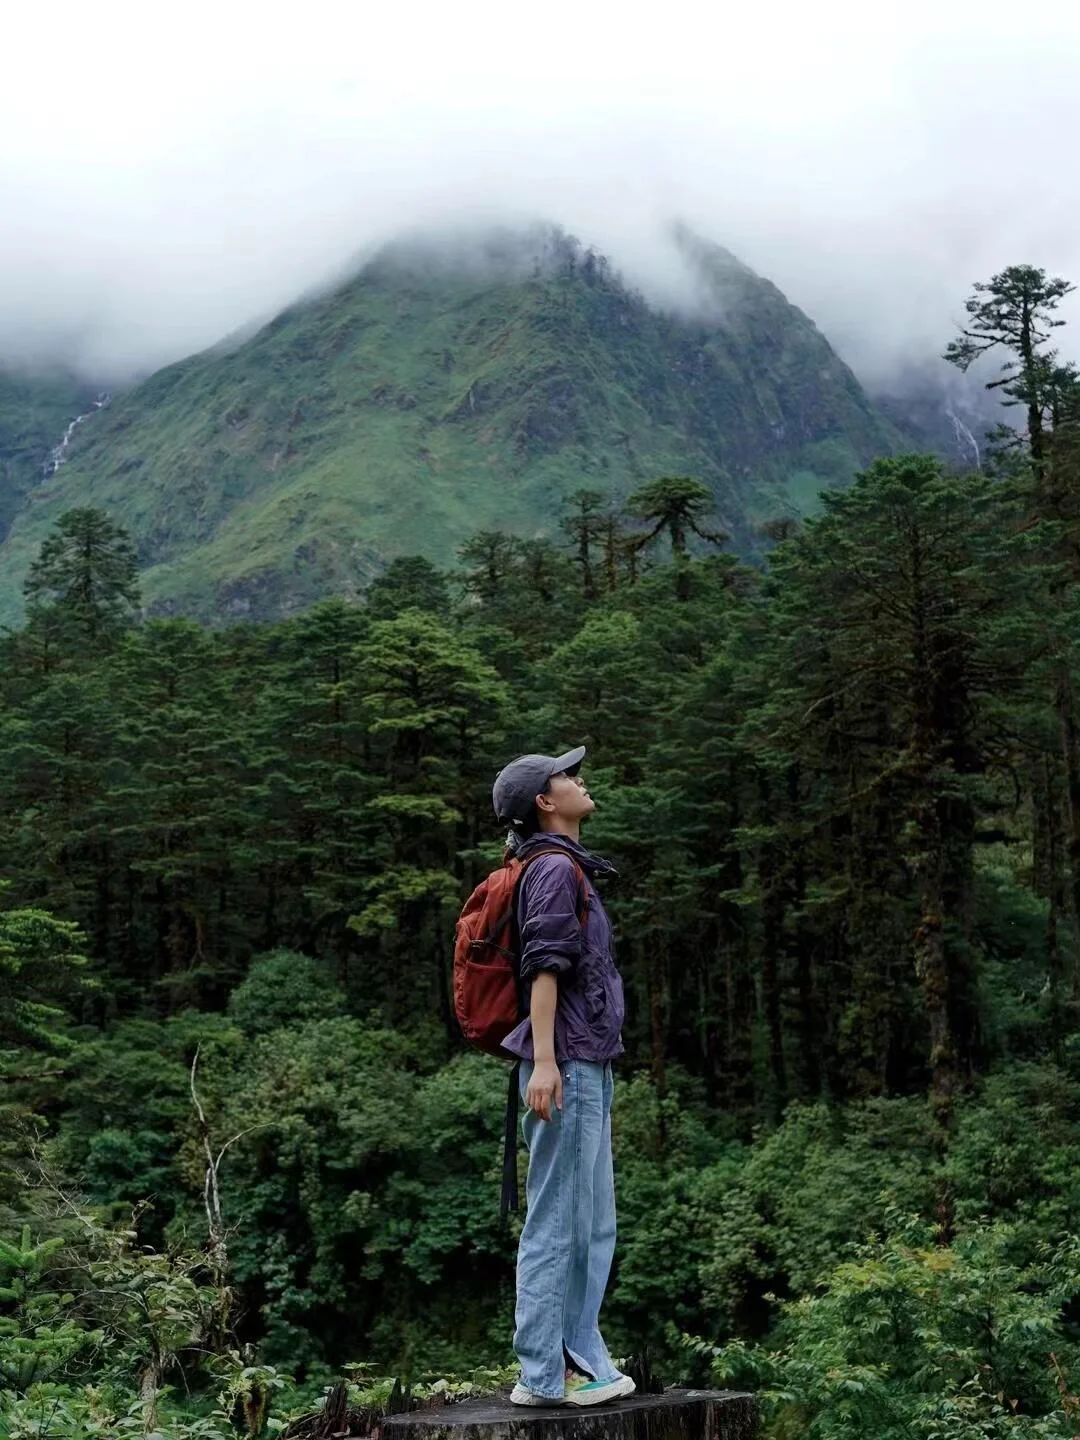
[4,0,1080,385]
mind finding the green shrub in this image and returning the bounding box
[689,1215,1080,1440]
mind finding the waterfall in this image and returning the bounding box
[42,392,111,478]
[945,399,981,471]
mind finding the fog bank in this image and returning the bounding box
[3,0,1080,383]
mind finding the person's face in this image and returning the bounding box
[536,769,595,826]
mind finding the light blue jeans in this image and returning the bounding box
[513,1058,621,1399]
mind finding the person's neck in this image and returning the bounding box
[539,819,580,845]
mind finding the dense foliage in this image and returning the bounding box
[4,265,1080,1437]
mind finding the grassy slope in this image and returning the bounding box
[0,246,901,625]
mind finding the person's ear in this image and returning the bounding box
[535,791,554,814]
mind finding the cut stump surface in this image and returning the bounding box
[380,1387,756,1440]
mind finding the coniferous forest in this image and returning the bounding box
[6,266,1080,1438]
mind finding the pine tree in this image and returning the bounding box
[0,898,90,1206]
[945,265,1075,480]
[949,269,1080,981]
[626,477,728,560]
[0,897,89,1055]
[561,489,610,600]
[349,609,509,1038]
[457,532,523,604]
[762,455,1043,1127]
[0,653,119,939]
[108,620,248,1003]
[365,556,450,620]
[246,599,374,963]
[23,508,140,651]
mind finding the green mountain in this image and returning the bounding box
[0,228,901,624]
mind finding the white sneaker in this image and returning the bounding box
[563,1372,637,1407]
[510,1383,565,1406]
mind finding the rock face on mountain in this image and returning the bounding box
[0,228,902,624]
[872,361,1005,473]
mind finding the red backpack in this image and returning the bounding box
[454,848,588,1224]
[453,849,587,1055]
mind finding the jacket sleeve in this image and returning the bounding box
[517,855,583,981]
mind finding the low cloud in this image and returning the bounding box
[3,0,1080,386]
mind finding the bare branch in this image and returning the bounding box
[189,1046,226,1281]
[214,1124,262,1171]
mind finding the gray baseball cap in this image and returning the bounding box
[492,746,587,828]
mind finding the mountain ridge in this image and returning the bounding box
[0,226,904,624]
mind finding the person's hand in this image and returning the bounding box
[526,1059,563,1121]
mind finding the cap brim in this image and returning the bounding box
[550,745,586,778]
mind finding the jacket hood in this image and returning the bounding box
[513,830,618,879]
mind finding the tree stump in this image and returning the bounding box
[380,1388,755,1440]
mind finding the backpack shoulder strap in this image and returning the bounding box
[514,849,588,923]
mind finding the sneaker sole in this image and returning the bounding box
[510,1386,565,1407]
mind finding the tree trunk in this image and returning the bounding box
[1042,753,1067,1051]
[912,802,956,1131]
[642,939,668,1109]
[435,922,456,1055]
[721,787,756,1121]
[381,1389,757,1440]
[1019,297,1046,480]
[758,862,787,1119]
[602,519,620,593]
[139,1358,162,1432]
[1055,663,1080,962]
[790,845,820,1099]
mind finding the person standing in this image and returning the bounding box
[491,746,635,1408]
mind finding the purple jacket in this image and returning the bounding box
[500,832,626,1065]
